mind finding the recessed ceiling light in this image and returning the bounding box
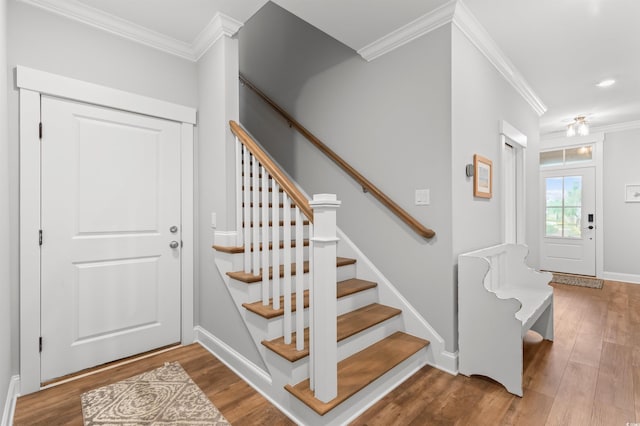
[596,79,616,88]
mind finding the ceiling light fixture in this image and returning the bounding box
[566,116,589,137]
[596,79,616,88]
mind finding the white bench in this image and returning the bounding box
[457,243,553,396]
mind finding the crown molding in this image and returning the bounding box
[357,0,457,62]
[452,0,547,116]
[192,13,243,61]
[17,0,242,62]
[591,119,640,135]
[542,119,640,140]
[357,0,546,117]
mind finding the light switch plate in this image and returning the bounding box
[415,189,430,206]
[211,212,216,228]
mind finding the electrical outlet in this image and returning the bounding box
[415,189,430,206]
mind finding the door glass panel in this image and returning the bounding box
[545,176,583,238]
[545,207,563,237]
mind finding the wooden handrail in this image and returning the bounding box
[239,74,435,239]
[230,120,314,222]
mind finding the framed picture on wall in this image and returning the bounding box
[474,154,493,198]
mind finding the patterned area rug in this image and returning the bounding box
[81,362,231,425]
[551,272,604,289]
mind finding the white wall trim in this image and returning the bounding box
[357,0,546,116]
[500,120,527,245]
[601,272,640,285]
[543,120,640,139]
[357,0,457,61]
[500,120,528,148]
[18,67,196,395]
[438,350,459,375]
[16,0,242,62]
[195,327,305,425]
[1,375,20,426]
[17,66,196,124]
[194,326,272,385]
[192,13,244,61]
[452,1,546,116]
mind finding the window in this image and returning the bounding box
[545,176,582,238]
[540,146,593,167]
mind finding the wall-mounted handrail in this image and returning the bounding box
[230,120,313,222]
[239,74,435,239]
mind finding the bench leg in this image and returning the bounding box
[530,303,554,341]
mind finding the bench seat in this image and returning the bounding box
[458,243,554,396]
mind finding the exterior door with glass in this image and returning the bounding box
[540,167,596,275]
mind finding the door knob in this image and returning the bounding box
[170,226,178,233]
[169,241,179,249]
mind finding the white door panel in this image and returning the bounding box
[41,96,182,382]
[540,167,596,275]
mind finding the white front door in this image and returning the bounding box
[540,167,596,275]
[40,96,182,382]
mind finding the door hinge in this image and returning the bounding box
[39,122,42,140]
[39,230,43,246]
[39,336,43,353]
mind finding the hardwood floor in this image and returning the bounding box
[13,280,639,425]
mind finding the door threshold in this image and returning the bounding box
[40,343,182,389]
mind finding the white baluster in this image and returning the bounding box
[295,206,304,351]
[283,194,292,344]
[308,222,314,391]
[261,166,269,305]
[243,147,250,273]
[272,181,280,310]
[310,194,340,403]
[235,137,243,247]
[252,157,260,276]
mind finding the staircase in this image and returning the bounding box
[209,121,448,424]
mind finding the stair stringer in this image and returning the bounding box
[334,229,458,375]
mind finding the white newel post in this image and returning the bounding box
[309,193,340,403]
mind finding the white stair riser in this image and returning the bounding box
[241,226,309,243]
[263,315,403,383]
[227,263,357,301]
[242,287,378,340]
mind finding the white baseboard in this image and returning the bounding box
[601,271,640,285]
[435,350,459,375]
[194,326,306,426]
[1,375,20,426]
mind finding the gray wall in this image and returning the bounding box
[7,1,198,375]
[239,3,457,351]
[196,36,266,368]
[603,128,640,275]
[451,26,541,262]
[0,0,12,414]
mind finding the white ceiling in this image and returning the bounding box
[42,0,640,135]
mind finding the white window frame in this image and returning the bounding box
[17,66,196,394]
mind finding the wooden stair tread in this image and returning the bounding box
[213,239,310,254]
[285,331,429,415]
[262,303,401,362]
[242,220,309,228]
[242,279,377,319]
[227,257,356,284]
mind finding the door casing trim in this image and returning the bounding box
[17,66,196,394]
